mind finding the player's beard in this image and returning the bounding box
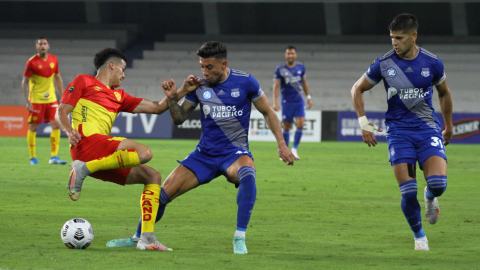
[206,70,225,85]
[38,50,47,57]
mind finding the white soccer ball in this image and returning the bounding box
[60,218,94,249]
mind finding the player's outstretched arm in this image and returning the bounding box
[133,75,203,115]
[55,103,82,146]
[351,76,382,147]
[162,79,196,125]
[435,79,453,145]
[253,95,296,165]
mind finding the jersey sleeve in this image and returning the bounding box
[433,58,446,85]
[301,65,306,78]
[119,91,143,113]
[363,57,382,85]
[23,59,34,78]
[273,67,281,81]
[184,90,199,108]
[60,75,86,106]
[247,75,264,102]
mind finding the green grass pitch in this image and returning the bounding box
[0,137,479,269]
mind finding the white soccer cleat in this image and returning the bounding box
[136,234,172,251]
[424,187,440,224]
[414,236,429,251]
[292,148,300,160]
[67,160,88,201]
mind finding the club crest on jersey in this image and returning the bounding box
[203,90,212,100]
[114,92,122,101]
[50,63,55,69]
[387,68,396,77]
[203,105,211,118]
[231,88,240,98]
[421,68,430,77]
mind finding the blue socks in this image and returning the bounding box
[135,187,171,238]
[283,129,290,147]
[425,175,447,200]
[293,129,303,149]
[236,166,257,232]
[399,180,425,238]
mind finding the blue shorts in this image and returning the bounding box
[178,148,254,185]
[282,101,305,122]
[387,131,447,169]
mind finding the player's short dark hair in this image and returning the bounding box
[36,37,48,43]
[94,48,127,70]
[286,45,296,51]
[389,13,418,33]
[197,41,227,60]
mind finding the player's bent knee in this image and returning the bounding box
[138,147,153,164]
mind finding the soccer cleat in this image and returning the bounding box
[106,236,139,247]
[67,160,88,201]
[49,156,67,165]
[233,236,248,254]
[30,157,39,165]
[424,187,440,224]
[414,236,429,251]
[292,148,300,160]
[136,239,173,251]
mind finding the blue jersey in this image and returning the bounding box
[184,69,264,155]
[274,62,306,104]
[364,47,446,133]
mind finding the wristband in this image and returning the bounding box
[358,116,379,132]
[307,95,311,99]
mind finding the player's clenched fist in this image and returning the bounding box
[161,79,177,98]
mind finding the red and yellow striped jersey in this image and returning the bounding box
[61,75,143,137]
[24,54,59,104]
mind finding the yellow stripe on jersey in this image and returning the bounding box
[71,98,118,137]
[29,73,57,104]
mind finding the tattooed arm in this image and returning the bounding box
[133,75,203,115]
[162,79,196,125]
[133,90,187,115]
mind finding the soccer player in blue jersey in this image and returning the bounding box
[107,41,296,254]
[351,13,453,251]
[273,46,313,159]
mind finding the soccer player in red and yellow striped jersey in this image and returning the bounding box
[56,48,202,251]
[22,37,66,165]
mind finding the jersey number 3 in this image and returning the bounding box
[430,137,444,149]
